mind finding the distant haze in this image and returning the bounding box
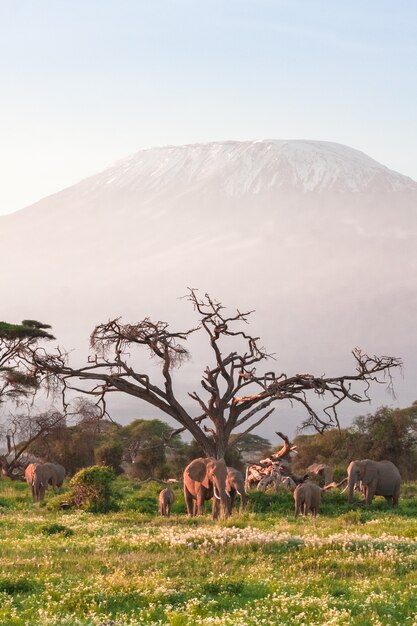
[2,140,416,438]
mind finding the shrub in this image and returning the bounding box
[69,465,118,513]
[0,577,36,594]
[41,523,74,536]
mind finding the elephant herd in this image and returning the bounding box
[158,458,246,518]
[157,457,402,519]
[294,459,402,517]
[22,456,402,517]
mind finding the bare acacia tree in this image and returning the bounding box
[0,409,65,479]
[27,289,400,459]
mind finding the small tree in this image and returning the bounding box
[25,290,401,459]
[95,441,124,471]
[120,418,182,479]
[353,405,417,478]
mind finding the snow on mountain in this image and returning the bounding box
[1,140,416,433]
[67,139,417,198]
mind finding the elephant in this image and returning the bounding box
[294,481,321,518]
[307,463,333,487]
[257,474,276,492]
[24,462,66,502]
[281,475,297,490]
[226,467,246,513]
[44,462,66,490]
[347,459,401,505]
[183,457,230,519]
[158,487,175,517]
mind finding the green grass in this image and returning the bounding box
[0,477,416,625]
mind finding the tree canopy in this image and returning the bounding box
[9,291,401,459]
[0,319,54,406]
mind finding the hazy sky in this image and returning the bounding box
[0,0,416,215]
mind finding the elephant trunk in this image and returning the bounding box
[348,475,355,503]
[213,478,230,519]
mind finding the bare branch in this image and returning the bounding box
[8,292,401,458]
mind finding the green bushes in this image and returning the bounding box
[69,465,118,513]
[0,577,37,594]
[41,522,74,536]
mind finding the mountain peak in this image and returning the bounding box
[87,139,417,197]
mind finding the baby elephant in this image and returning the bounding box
[158,487,175,517]
[294,481,321,518]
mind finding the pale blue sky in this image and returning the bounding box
[0,0,416,214]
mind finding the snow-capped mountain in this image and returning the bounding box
[97,140,417,195]
[1,140,416,432]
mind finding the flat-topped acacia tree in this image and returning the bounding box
[28,290,400,459]
[0,320,54,406]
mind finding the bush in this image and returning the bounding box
[41,523,74,536]
[69,465,118,513]
[0,577,36,594]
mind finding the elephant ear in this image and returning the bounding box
[187,459,210,489]
[361,461,376,485]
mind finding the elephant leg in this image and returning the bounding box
[212,497,220,520]
[229,491,236,514]
[184,488,195,516]
[304,497,311,516]
[294,498,301,517]
[35,484,42,502]
[196,492,206,515]
[365,482,376,505]
[38,484,46,502]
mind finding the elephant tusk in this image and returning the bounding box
[213,485,221,500]
[236,489,241,496]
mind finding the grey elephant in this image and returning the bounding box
[347,459,401,505]
[307,463,333,487]
[44,462,66,490]
[226,467,246,513]
[24,462,66,502]
[183,457,230,519]
[158,487,175,516]
[294,481,321,518]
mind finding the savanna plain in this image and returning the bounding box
[1,479,416,626]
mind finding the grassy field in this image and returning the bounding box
[0,478,416,626]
